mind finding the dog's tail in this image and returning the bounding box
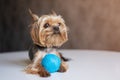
[59,53,71,62]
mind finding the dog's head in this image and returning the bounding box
[29,10,68,48]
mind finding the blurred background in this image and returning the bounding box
[1,0,120,52]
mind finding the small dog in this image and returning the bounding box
[25,10,69,77]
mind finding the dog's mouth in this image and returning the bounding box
[53,31,60,34]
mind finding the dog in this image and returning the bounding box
[25,9,69,77]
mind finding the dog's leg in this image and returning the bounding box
[38,65,50,77]
[25,50,50,77]
[58,61,68,72]
[59,52,70,61]
[57,52,68,72]
[25,51,42,74]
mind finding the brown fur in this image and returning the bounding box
[29,11,68,47]
[58,62,68,72]
[25,10,69,77]
[38,65,50,77]
[25,51,40,74]
[25,50,68,77]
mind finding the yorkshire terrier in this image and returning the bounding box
[25,9,69,77]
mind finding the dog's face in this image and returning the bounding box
[29,10,68,47]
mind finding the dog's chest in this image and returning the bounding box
[37,48,58,59]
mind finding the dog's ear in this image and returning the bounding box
[51,10,57,16]
[29,9,39,21]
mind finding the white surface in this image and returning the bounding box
[1,50,120,80]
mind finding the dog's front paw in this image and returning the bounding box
[58,62,68,73]
[58,65,67,72]
[37,65,50,77]
[25,64,38,74]
[38,69,50,77]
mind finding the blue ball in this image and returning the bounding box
[41,54,61,73]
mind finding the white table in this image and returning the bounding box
[0,50,120,80]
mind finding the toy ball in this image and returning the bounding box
[41,53,61,73]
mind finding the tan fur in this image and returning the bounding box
[25,64,38,74]
[29,11,68,47]
[26,10,68,77]
[58,62,68,72]
[25,51,42,74]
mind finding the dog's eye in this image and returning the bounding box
[58,23,61,26]
[44,23,49,28]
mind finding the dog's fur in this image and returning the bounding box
[25,10,69,77]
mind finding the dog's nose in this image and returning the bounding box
[53,26,60,34]
[53,27,59,31]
